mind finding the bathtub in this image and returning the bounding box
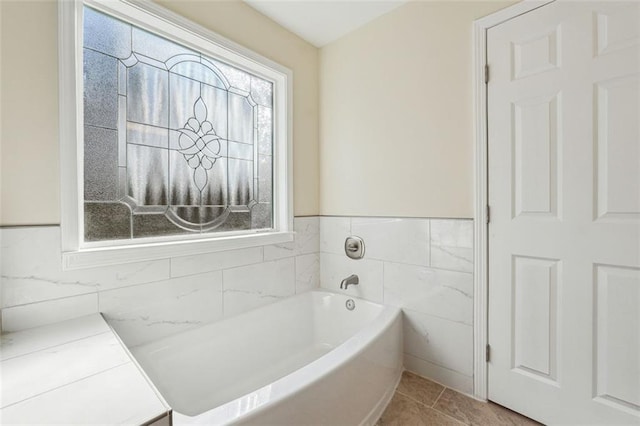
[127,290,403,425]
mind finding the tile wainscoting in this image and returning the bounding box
[0,217,320,347]
[320,216,474,393]
[1,215,474,394]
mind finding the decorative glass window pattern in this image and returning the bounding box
[82,6,273,242]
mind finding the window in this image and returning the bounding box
[60,0,292,269]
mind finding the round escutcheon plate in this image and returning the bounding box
[345,299,356,311]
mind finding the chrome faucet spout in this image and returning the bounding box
[340,274,359,290]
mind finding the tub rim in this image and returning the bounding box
[171,289,402,425]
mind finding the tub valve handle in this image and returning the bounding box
[340,274,359,290]
[344,236,365,260]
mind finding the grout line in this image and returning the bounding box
[221,265,226,317]
[168,257,265,280]
[431,405,468,426]
[437,383,488,404]
[0,361,131,410]
[432,386,446,407]
[2,292,98,310]
[429,386,476,426]
[392,372,442,409]
[293,253,297,294]
[428,218,432,268]
[315,250,472,275]
[381,261,385,303]
[391,388,466,426]
[219,268,225,317]
[394,389,424,406]
[403,363,473,396]
[402,306,473,327]
[422,265,474,275]
[97,275,185,295]
[0,331,112,363]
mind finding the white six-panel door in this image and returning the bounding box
[487,1,640,424]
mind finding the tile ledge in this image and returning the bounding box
[0,314,169,425]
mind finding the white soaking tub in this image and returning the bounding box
[128,290,403,425]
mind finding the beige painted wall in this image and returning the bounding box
[0,0,319,225]
[319,1,512,219]
[1,1,60,225]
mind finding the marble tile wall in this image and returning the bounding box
[319,216,474,393]
[1,215,473,393]
[0,217,320,347]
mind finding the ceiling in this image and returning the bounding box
[243,0,408,47]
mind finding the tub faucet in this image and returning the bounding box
[340,274,359,290]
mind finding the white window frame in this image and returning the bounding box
[59,0,293,270]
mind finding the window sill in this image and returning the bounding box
[62,231,294,270]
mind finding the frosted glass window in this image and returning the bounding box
[82,6,273,241]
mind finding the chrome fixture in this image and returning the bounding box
[345,236,365,260]
[345,299,356,311]
[340,274,359,290]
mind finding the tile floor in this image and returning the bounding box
[378,372,541,426]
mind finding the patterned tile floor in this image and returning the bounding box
[377,372,541,426]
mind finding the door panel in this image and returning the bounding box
[512,93,561,218]
[487,1,640,424]
[595,265,640,410]
[595,74,640,220]
[512,255,559,382]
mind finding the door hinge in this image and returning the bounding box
[484,64,489,84]
[486,205,491,224]
[486,344,491,362]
